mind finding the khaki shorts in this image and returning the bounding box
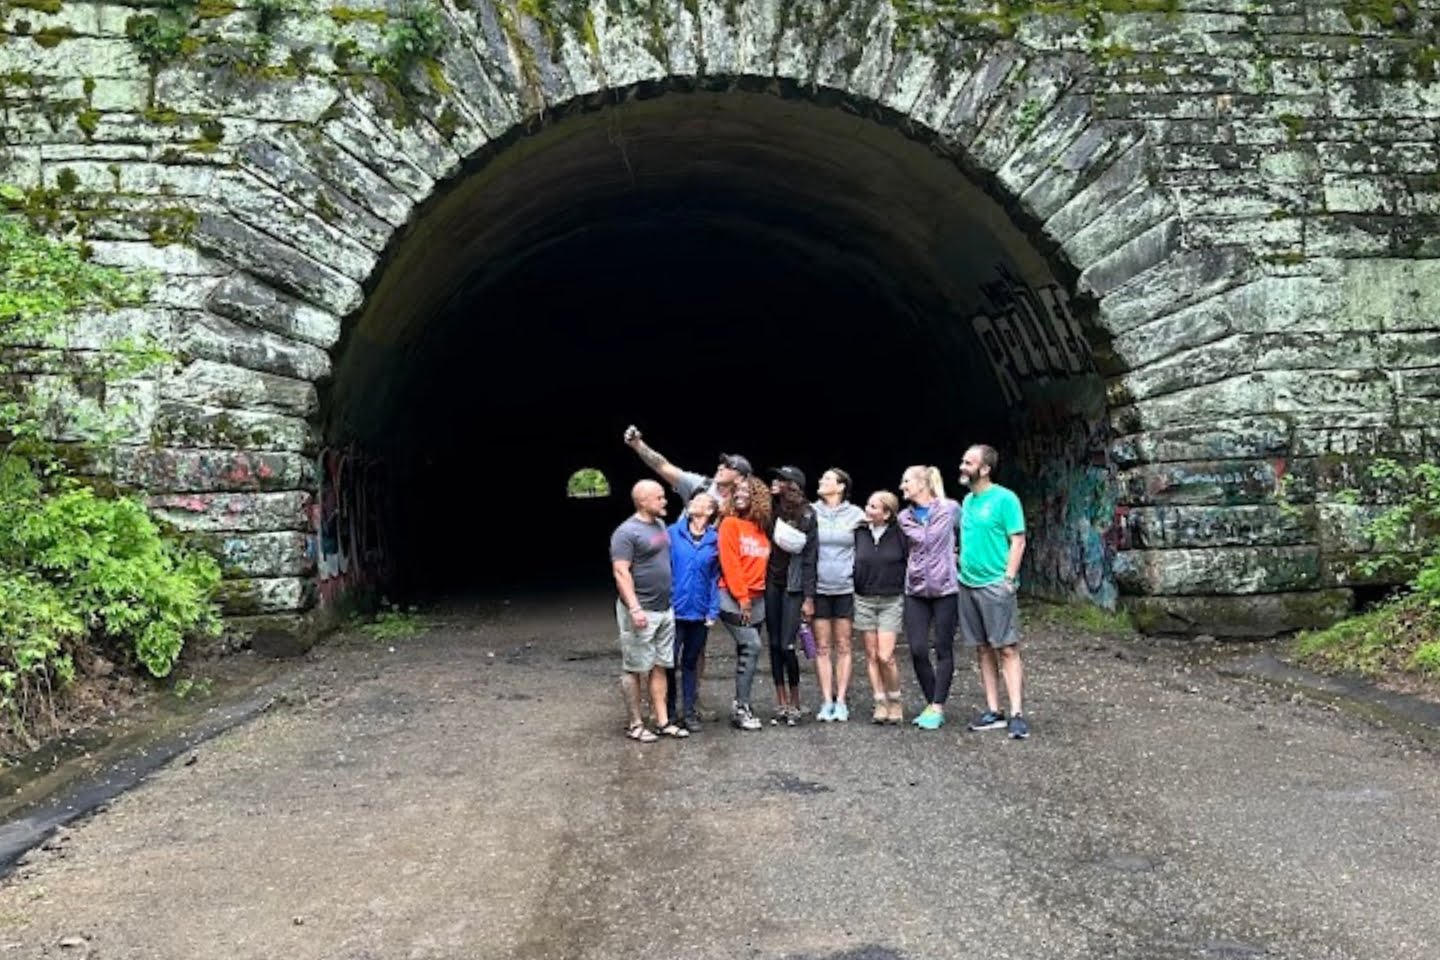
[854,594,904,633]
[616,602,676,672]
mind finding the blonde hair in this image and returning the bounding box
[906,465,945,500]
[869,490,900,520]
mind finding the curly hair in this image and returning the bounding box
[725,475,773,530]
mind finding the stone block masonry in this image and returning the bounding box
[2,0,1438,635]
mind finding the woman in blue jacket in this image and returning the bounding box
[666,492,721,731]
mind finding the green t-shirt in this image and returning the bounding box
[958,485,1025,587]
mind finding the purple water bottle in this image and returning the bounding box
[798,621,817,660]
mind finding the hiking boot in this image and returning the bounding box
[1007,714,1030,740]
[886,699,904,725]
[731,702,762,731]
[967,709,1007,732]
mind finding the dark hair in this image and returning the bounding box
[827,467,851,497]
[774,481,809,524]
[972,445,999,474]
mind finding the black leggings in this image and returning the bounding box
[904,594,959,706]
[765,582,802,690]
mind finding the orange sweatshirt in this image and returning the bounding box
[718,516,770,606]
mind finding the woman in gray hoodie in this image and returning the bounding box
[812,467,866,722]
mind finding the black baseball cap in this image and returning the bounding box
[719,453,753,476]
[769,465,806,488]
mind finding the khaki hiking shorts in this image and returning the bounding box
[616,602,676,672]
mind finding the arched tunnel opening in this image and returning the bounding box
[321,87,1114,606]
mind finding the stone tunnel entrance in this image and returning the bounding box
[322,87,1113,605]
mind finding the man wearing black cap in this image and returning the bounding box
[622,425,752,511]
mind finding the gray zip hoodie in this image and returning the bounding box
[812,500,866,595]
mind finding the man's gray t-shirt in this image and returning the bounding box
[675,470,714,503]
[610,516,672,610]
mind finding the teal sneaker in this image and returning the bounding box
[914,707,945,730]
[833,701,849,723]
[816,701,836,722]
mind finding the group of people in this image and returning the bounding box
[608,426,1030,744]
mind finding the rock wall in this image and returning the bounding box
[3,0,1440,634]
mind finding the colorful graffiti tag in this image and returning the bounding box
[307,446,392,607]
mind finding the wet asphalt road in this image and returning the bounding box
[0,591,1436,959]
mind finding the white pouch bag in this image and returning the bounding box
[773,517,807,555]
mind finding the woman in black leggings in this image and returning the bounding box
[765,467,816,726]
[897,465,961,731]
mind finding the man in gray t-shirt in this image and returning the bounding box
[610,480,685,742]
[609,516,672,611]
[623,425,752,511]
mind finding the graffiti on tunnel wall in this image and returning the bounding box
[1013,398,1121,608]
[971,264,1094,406]
[970,265,1118,606]
[307,446,392,606]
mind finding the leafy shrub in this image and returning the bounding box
[372,1,447,86]
[2,192,222,742]
[1295,457,1440,683]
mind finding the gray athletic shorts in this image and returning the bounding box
[616,602,676,672]
[853,594,904,633]
[958,582,1020,648]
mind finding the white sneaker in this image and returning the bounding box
[731,702,762,731]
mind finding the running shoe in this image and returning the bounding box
[785,706,801,726]
[914,706,945,730]
[731,702,762,731]
[1007,714,1030,740]
[967,709,1008,732]
[833,701,849,723]
[816,701,837,723]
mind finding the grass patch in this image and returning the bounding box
[1294,594,1440,680]
[1026,599,1135,635]
[357,606,431,643]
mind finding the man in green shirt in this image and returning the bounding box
[956,445,1030,740]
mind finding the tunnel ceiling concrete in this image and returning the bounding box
[327,90,1067,440]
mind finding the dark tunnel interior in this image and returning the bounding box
[321,90,1106,604]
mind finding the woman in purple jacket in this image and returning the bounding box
[897,466,960,730]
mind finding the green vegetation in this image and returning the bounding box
[1,189,222,747]
[1027,598,1135,635]
[1343,0,1418,30]
[359,605,431,642]
[891,0,1180,47]
[1295,458,1440,685]
[567,467,611,499]
[371,1,447,89]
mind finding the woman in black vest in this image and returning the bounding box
[854,490,908,724]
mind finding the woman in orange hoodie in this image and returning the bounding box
[718,476,773,731]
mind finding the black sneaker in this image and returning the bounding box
[967,709,1007,732]
[1007,714,1030,740]
[682,714,702,733]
